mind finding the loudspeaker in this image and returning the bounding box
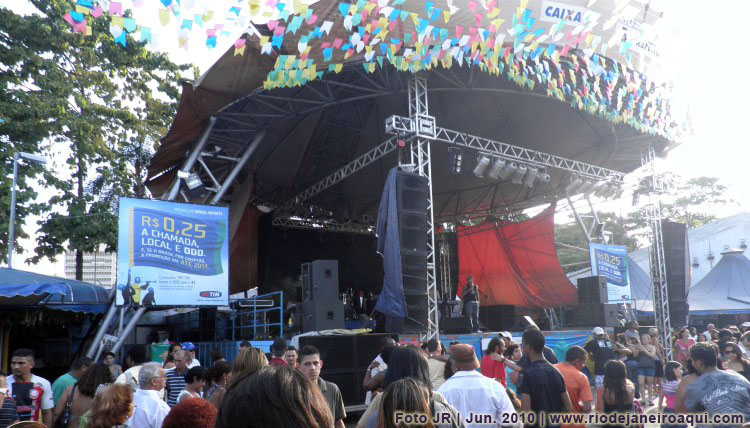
[578,303,621,327]
[662,221,689,327]
[302,260,344,332]
[441,316,472,333]
[401,252,428,293]
[577,276,608,304]
[480,305,516,331]
[299,335,356,371]
[521,315,539,330]
[396,172,429,214]
[319,370,366,407]
[399,213,428,254]
[403,293,429,333]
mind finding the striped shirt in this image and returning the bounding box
[661,379,679,410]
[0,395,18,428]
[165,368,187,407]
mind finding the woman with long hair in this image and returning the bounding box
[359,346,458,428]
[204,360,231,399]
[209,346,267,409]
[102,352,122,379]
[480,337,506,385]
[673,328,694,366]
[215,366,332,428]
[52,362,113,427]
[376,378,461,428]
[87,384,134,428]
[636,334,657,405]
[596,360,635,428]
[503,343,522,395]
[724,342,750,381]
[163,343,182,370]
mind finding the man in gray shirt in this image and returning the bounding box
[684,342,750,427]
[624,321,640,340]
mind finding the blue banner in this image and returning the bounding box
[117,198,229,306]
[589,243,631,303]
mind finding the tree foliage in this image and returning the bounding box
[0,0,186,276]
[555,211,637,274]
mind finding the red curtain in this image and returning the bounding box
[457,205,577,308]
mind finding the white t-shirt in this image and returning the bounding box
[115,365,165,399]
[7,374,54,422]
[187,358,201,369]
[364,354,386,405]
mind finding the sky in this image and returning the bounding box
[4,0,750,277]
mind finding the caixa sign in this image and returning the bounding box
[540,0,585,24]
[199,291,223,298]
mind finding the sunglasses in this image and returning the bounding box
[725,350,737,354]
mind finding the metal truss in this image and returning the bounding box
[386,116,625,183]
[271,215,374,235]
[408,76,440,342]
[280,134,408,212]
[642,147,673,361]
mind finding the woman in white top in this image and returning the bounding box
[177,366,206,403]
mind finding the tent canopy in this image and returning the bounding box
[688,250,750,315]
[0,268,112,314]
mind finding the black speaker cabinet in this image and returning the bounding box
[577,303,621,327]
[480,305,516,331]
[396,171,429,214]
[577,276,608,304]
[302,260,344,332]
[403,293,429,333]
[441,316,472,333]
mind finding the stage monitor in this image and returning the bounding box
[116,197,229,306]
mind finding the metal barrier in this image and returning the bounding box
[230,291,284,341]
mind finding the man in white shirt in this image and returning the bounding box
[364,337,396,405]
[7,348,53,426]
[703,323,717,341]
[127,362,170,428]
[181,342,201,368]
[437,344,517,428]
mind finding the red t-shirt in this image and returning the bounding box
[270,357,288,367]
[480,355,506,386]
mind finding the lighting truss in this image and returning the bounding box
[385,115,626,183]
[271,215,375,234]
[280,134,410,212]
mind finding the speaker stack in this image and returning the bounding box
[662,221,690,327]
[576,276,621,327]
[392,170,430,334]
[302,260,344,332]
[479,305,517,331]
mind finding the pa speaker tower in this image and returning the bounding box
[662,221,690,326]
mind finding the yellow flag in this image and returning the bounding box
[443,11,451,23]
[234,46,245,56]
[159,9,169,26]
[75,5,90,14]
[487,7,500,18]
[334,63,343,73]
[203,10,214,21]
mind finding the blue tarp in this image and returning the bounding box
[0,268,111,313]
[374,168,407,318]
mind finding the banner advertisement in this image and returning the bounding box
[116,197,229,306]
[589,243,631,303]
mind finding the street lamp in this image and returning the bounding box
[7,152,47,269]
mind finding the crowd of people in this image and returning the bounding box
[0,321,749,427]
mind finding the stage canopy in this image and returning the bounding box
[688,250,750,315]
[0,268,112,314]
[457,206,577,308]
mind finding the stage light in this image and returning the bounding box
[185,172,206,197]
[523,166,539,187]
[574,179,593,194]
[612,186,625,199]
[498,161,518,179]
[448,147,463,174]
[594,182,611,197]
[486,157,506,180]
[473,154,491,177]
[537,170,551,184]
[565,176,582,194]
[632,191,641,206]
[511,164,528,184]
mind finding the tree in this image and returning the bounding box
[0,1,186,277]
[624,175,731,235]
[555,211,637,274]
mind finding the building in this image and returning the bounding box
[64,249,117,287]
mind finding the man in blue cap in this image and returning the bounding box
[181,342,201,368]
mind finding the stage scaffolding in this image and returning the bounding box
[161,75,645,341]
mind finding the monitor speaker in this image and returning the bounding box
[480,305,516,331]
[441,316,472,333]
[577,276,608,304]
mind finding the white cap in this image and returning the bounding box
[499,331,512,339]
[592,327,605,335]
[742,322,750,327]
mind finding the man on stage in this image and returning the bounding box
[462,276,481,333]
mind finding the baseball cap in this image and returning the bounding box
[181,342,196,351]
[499,331,512,340]
[742,322,750,327]
[592,327,605,336]
[449,344,480,370]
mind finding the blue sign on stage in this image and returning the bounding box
[116,197,229,306]
[589,243,631,303]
